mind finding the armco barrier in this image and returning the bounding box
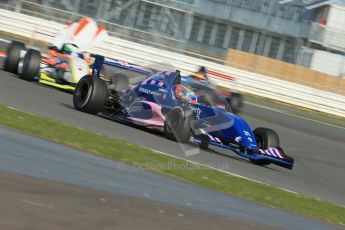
[1,9,345,118]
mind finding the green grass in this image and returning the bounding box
[0,105,344,225]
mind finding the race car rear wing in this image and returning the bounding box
[92,55,155,78]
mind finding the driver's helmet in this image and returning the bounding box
[62,44,81,56]
[175,83,197,104]
[191,66,208,81]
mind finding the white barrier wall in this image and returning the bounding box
[1,9,345,118]
[310,50,345,77]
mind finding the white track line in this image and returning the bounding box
[7,106,35,115]
[0,37,10,43]
[21,199,55,209]
[150,148,272,186]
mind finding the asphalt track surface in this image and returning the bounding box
[0,69,344,207]
[0,127,336,230]
[1,172,278,230]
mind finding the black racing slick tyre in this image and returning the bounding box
[253,127,280,149]
[4,41,25,74]
[226,92,243,114]
[250,127,280,166]
[164,107,192,143]
[73,76,107,114]
[20,49,41,81]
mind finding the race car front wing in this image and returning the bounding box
[193,138,294,170]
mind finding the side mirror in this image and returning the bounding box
[172,70,181,85]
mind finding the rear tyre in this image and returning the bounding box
[20,49,41,81]
[4,41,25,73]
[164,107,192,143]
[73,76,107,114]
[250,127,280,166]
[226,92,243,114]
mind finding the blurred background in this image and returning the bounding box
[0,0,344,95]
[0,2,344,228]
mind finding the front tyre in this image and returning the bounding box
[164,107,192,143]
[20,49,41,81]
[73,76,107,114]
[250,127,280,166]
[4,41,25,74]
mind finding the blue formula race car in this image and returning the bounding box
[73,55,294,170]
